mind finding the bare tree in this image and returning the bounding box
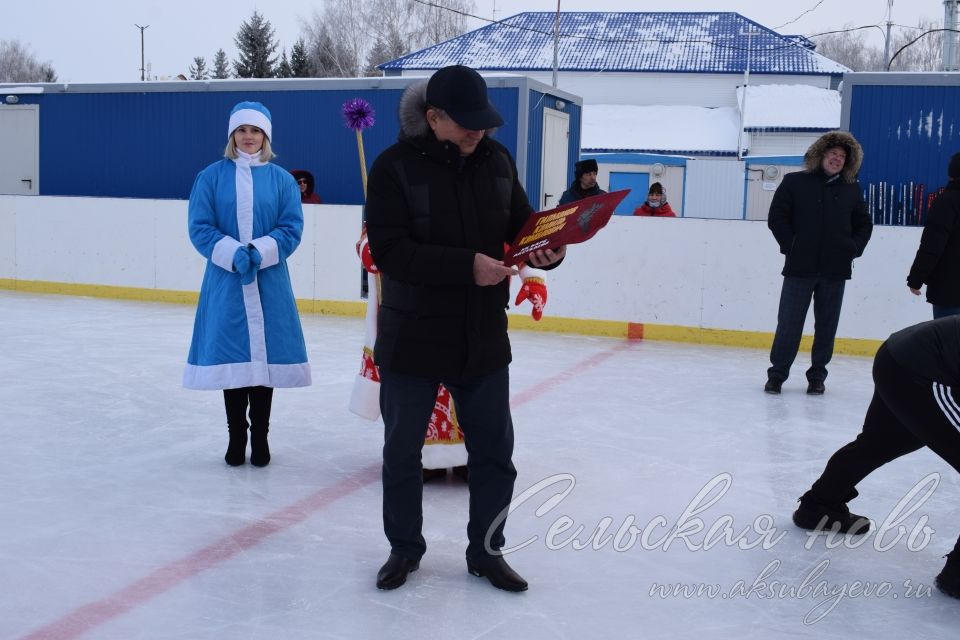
[411,0,473,49]
[299,0,475,78]
[887,19,943,71]
[811,25,884,71]
[0,39,57,82]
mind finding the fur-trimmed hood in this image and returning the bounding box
[399,80,431,139]
[803,131,863,184]
[397,79,498,140]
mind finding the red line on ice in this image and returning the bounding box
[18,342,628,640]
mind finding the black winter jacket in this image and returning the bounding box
[907,181,960,306]
[559,181,605,205]
[768,170,872,280]
[365,131,541,380]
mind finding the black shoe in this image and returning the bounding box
[936,551,960,599]
[225,428,247,466]
[792,491,870,535]
[376,553,419,590]
[422,467,446,483]
[451,465,469,483]
[467,555,528,592]
[807,380,825,395]
[764,377,783,394]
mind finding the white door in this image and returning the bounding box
[540,107,570,210]
[0,105,39,195]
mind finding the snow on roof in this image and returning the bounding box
[738,84,840,130]
[382,12,849,76]
[582,104,741,154]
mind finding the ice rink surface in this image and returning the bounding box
[3,290,959,639]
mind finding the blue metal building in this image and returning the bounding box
[0,76,581,207]
[842,72,960,226]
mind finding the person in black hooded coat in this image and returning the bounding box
[765,130,873,395]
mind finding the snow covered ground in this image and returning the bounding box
[3,290,959,639]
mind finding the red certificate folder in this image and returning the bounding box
[503,189,630,266]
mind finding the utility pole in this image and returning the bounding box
[945,0,960,71]
[551,0,561,88]
[736,28,758,161]
[884,1,894,70]
[135,24,149,81]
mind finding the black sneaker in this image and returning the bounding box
[764,377,783,394]
[792,492,871,535]
[807,380,825,395]
[936,551,960,599]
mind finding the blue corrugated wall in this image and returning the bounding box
[27,86,524,203]
[849,84,960,226]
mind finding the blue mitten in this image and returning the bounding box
[232,246,251,277]
[239,246,261,285]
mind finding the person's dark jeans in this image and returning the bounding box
[768,276,846,383]
[933,304,960,319]
[379,367,516,561]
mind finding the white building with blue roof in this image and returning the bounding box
[380,11,850,219]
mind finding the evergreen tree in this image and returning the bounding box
[290,38,311,77]
[276,50,292,78]
[188,56,208,80]
[212,48,230,79]
[233,10,279,78]
[364,27,408,76]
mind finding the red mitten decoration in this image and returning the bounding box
[356,233,379,274]
[515,277,547,321]
[359,347,380,382]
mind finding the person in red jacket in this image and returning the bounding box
[290,169,322,204]
[633,182,676,217]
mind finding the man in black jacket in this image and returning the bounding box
[365,65,564,592]
[908,152,960,318]
[559,158,606,204]
[765,131,873,395]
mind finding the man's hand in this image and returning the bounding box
[528,245,566,268]
[474,253,518,286]
[909,286,921,296]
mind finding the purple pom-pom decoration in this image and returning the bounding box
[343,98,376,131]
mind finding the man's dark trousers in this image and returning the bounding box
[768,275,846,383]
[379,367,516,562]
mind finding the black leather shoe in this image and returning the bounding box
[467,555,528,592]
[451,465,469,482]
[807,380,825,395]
[764,377,783,394]
[376,553,419,590]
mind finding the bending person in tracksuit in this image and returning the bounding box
[793,315,960,599]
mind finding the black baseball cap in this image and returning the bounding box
[426,65,504,131]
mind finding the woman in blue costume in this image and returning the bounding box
[183,101,311,467]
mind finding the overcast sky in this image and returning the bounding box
[2,0,947,83]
